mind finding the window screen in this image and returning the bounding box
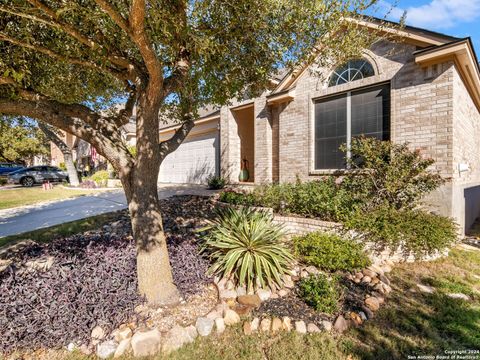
[314,94,347,169]
[351,85,390,140]
[314,84,390,170]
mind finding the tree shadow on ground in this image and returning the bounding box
[344,250,480,360]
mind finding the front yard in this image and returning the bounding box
[0,185,103,210]
[7,244,480,360]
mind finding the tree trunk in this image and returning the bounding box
[119,91,180,306]
[38,122,80,186]
[63,151,80,186]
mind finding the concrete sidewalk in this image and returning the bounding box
[0,184,216,238]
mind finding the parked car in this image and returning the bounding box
[8,166,69,187]
[0,162,24,176]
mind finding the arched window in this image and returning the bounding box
[328,59,375,87]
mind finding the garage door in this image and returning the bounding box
[159,131,219,184]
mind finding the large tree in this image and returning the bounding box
[0,0,381,305]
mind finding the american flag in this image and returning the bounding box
[90,145,97,163]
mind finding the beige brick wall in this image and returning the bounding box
[451,67,480,232]
[218,39,480,232]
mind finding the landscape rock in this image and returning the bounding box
[365,297,380,311]
[162,325,195,354]
[223,309,240,325]
[196,317,214,337]
[361,276,372,284]
[243,321,253,335]
[233,304,253,316]
[256,289,272,301]
[219,289,237,300]
[131,328,162,357]
[361,306,374,319]
[113,327,132,342]
[359,312,367,321]
[215,318,226,334]
[379,274,390,285]
[251,317,260,332]
[237,294,262,308]
[97,340,118,359]
[321,320,333,332]
[278,289,289,297]
[206,310,222,320]
[282,274,295,288]
[447,293,470,300]
[307,323,321,333]
[349,312,363,326]
[236,286,247,296]
[333,315,349,333]
[91,326,106,341]
[282,317,292,332]
[260,318,271,332]
[295,321,307,334]
[271,318,283,333]
[305,266,320,275]
[114,339,131,358]
[362,269,377,278]
[417,284,435,293]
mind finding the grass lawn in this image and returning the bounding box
[49,246,479,360]
[0,185,103,210]
[0,211,122,248]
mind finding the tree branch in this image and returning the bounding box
[0,32,130,81]
[115,88,137,127]
[159,116,195,158]
[18,0,133,70]
[0,98,133,172]
[93,0,131,36]
[130,0,163,99]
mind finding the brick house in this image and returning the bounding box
[157,19,480,234]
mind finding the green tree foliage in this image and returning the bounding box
[0,0,384,304]
[0,116,48,163]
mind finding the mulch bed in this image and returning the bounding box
[0,195,215,353]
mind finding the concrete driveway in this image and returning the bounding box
[0,184,216,238]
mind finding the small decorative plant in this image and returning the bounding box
[298,273,343,314]
[293,231,370,272]
[207,175,227,190]
[200,207,293,290]
[218,190,256,206]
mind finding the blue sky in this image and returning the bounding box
[372,0,480,53]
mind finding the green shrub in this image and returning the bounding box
[219,190,256,206]
[293,231,370,272]
[207,175,227,190]
[341,137,444,211]
[298,274,342,314]
[90,170,109,186]
[252,178,358,221]
[200,207,293,290]
[345,205,458,256]
[0,177,7,186]
[58,162,66,171]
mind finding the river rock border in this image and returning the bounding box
[88,260,394,358]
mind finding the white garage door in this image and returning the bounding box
[159,131,219,184]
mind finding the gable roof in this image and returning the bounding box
[272,17,462,94]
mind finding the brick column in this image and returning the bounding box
[254,97,273,184]
[220,106,241,183]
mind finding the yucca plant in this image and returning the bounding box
[200,207,293,290]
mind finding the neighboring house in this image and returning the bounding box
[156,19,480,234]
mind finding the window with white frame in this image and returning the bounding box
[314,84,390,170]
[328,59,375,87]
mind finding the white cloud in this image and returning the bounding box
[377,0,480,30]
